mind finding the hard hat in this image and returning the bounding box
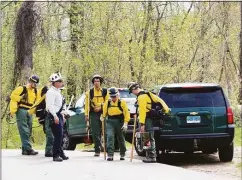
[92,74,104,84]
[128,82,139,94]
[29,75,39,84]
[109,87,119,97]
[49,72,63,82]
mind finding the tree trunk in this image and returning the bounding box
[14,1,36,85]
[137,1,152,86]
[128,37,135,80]
[67,2,84,99]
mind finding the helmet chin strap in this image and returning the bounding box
[111,96,118,102]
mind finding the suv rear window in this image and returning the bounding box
[159,88,226,108]
[119,90,136,98]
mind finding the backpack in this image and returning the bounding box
[107,99,123,112]
[18,86,37,106]
[138,91,163,120]
[107,99,124,121]
[35,86,48,124]
[89,88,107,110]
[89,88,107,100]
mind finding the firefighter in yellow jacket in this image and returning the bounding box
[9,75,39,155]
[100,87,130,161]
[85,74,109,156]
[128,82,170,163]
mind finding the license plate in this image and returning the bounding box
[187,116,201,123]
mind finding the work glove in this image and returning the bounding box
[94,106,101,112]
[64,114,71,119]
[85,115,89,121]
[100,116,105,122]
[121,122,128,132]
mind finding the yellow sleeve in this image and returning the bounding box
[137,95,147,124]
[9,86,24,115]
[151,93,170,113]
[121,100,130,123]
[10,86,24,102]
[85,91,90,116]
[101,100,108,119]
[105,89,110,101]
[9,100,18,115]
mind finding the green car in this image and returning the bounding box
[134,83,234,162]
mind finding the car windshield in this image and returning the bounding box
[119,90,136,98]
[159,88,226,108]
[75,94,85,108]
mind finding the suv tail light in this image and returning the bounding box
[227,107,234,124]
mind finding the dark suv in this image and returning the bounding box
[134,83,234,162]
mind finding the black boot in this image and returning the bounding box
[53,156,63,162]
[94,152,100,157]
[142,157,157,163]
[60,154,69,160]
[45,153,53,157]
[22,149,38,155]
[120,155,125,160]
[107,156,113,161]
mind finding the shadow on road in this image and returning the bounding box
[157,152,224,166]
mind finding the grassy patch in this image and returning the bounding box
[236,162,242,169]
[235,127,241,147]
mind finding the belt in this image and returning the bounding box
[19,107,30,110]
[108,114,123,119]
[19,102,34,107]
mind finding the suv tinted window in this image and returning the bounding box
[119,90,136,98]
[159,88,226,108]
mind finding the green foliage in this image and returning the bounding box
[235,127,241,147]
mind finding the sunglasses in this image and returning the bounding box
[55,80,63,83]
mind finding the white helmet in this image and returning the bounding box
[49,72,62,82]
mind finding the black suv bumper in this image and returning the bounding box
[155,126,234,152]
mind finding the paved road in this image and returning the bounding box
[2,149,234,180]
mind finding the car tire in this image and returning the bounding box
[134,135,146,157]
[218,142,234,162]
[62,132,76,150]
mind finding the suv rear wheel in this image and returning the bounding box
[134,135,146,156]
[218,142,234,162]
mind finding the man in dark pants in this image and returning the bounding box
[46,72,68,162]
[85,74,109,156]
